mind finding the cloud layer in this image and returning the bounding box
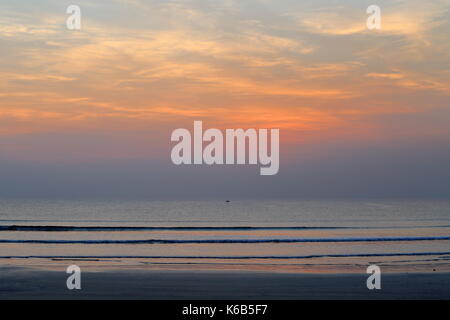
[0,0,449,197]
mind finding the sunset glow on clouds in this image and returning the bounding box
[0,0,449,197]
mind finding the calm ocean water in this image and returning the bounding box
[1,199,450,273]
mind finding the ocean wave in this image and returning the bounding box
[1,251,450,260]
[1,236,450,244]
[2,225,450,232]
[0,225,349,231]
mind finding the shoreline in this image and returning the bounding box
[1,267,449,300]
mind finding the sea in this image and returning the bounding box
[1,199,450,273]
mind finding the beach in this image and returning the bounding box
[1,199,450,299]
[2,0,450,304]
[1,267,450,300]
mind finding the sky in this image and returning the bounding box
[0,0,449,199]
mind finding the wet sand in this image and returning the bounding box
[0,267,449,300]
